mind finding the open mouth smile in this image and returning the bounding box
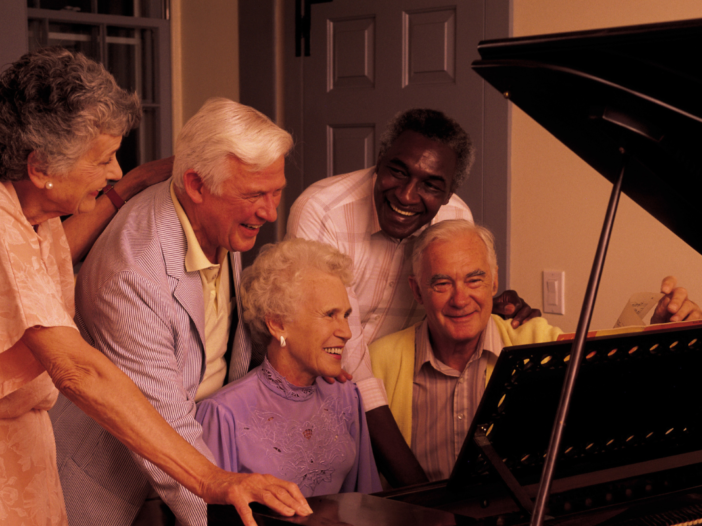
[389,202,419,217]
[324,347,343,356]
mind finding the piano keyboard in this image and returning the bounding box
[614,503,702,526]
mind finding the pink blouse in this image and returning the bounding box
[0,180,76,525]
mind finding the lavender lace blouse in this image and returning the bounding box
[195,357,382,497]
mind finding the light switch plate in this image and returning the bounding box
[543,270,565,315]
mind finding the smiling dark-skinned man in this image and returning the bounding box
[287,109,540,486]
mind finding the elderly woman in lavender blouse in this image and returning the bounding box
[196,238,382,497]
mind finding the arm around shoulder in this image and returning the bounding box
[63,157,173,264]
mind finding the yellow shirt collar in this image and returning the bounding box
[169,180,227,272]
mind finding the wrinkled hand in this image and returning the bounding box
[119,156,175,198]
[322,368,353,385]
[132,156,174,191]
[492,290,542,329]
[203,470,312,526]
[651,276,702,324]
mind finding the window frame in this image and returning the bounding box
[26,6,173,164]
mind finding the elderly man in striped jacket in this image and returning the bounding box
[50,98,304,526]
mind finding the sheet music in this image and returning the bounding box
[614,292,664,328]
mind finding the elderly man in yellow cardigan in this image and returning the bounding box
[370,219,701,482]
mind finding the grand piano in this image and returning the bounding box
[209,17,702,526]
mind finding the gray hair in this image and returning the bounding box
[0,47,141,182]
[412,219,497,281]
[241,238,354,349]
[377,108,475,193]
[172,98,293,196]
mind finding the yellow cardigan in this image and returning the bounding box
[369,315,563,446]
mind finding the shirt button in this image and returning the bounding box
[457,414,464,420]
[388,281,395,288]
[458,377,464,384]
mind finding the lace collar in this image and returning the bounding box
[258,357,317,401]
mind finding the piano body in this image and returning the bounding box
[209,17,702,526]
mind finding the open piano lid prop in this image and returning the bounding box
[471,18,702,255]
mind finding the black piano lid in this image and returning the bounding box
[472,17,702,255]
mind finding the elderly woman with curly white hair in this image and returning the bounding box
[196,238,382,497]
[0,47,310,525]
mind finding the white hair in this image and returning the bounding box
[172,97,293,195]
[412,219,498,280]
[241,238,354,349]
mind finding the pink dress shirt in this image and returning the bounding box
[0,181,76,526]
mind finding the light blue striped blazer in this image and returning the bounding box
[50,180,252,526]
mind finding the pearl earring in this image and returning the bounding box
[45,181,54,190]
[280,336,286,347]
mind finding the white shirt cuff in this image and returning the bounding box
[355,376,388,412]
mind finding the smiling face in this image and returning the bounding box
[409,231,498,358]
[195,155,286,259]
[274,271,353,386]
[45,134,123,215]
[373,130,457,240]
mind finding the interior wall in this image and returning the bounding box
[171,0,240,141]
[510,0,702,332]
